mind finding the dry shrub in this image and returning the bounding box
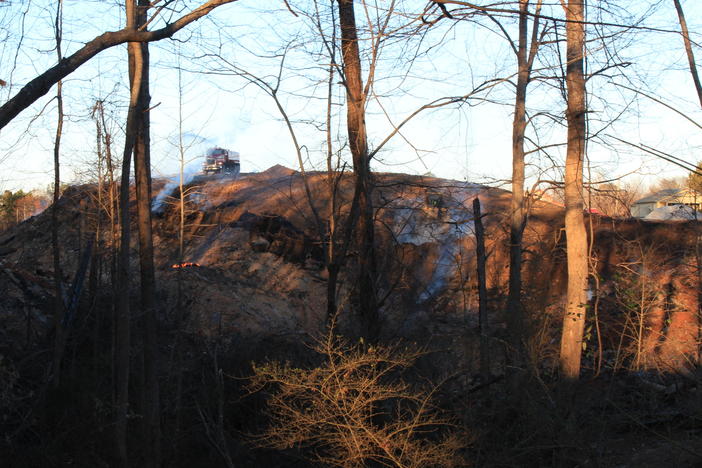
[610,241,668,372]
[248,333,468,467]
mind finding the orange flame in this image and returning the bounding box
[171,262,201,269]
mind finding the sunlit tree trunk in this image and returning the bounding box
[337,0,378,339]
[559,0,589,380]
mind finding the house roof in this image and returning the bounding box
[633,188,693,205]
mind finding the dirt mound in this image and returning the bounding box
[1,167,700,370]
[146,170,515,340]
[258,164,297,178]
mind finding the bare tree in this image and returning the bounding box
[271,1,507,339]
[336,0,379,339]
[559,0,589,380]
[50,0,66,389]
[0,0,243,130]
[115,0,144,463]
[130,1,161,465]
[505,0,544,372]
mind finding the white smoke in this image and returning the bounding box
[151,161,202,213]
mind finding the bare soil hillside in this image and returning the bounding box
[1,168,699,371]
[2,168,702,467]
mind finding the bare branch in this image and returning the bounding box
[0,0,240,129]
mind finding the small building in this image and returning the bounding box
[631,188,702,218]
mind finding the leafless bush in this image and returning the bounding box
[612,262,663,371]
[248,333,468,468]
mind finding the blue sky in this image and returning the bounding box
[1,0,701,193]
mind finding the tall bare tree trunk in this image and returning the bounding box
[95,100,120,408]
[673,0,702,109]
[325,61,340,322]
[172,55,187,461]
[337,0,378,339]
[115,73,136,468]
[51,0,65,389]
[507,0,542,374]
[131,1,160,466]
[506,0,530,370]
[559,0,589,380]
[325,8,341,323]
[91,102,105,382]
[115,1,143,464]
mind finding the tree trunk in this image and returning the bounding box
[96,100,120,410]
[115,78,135,468]
[91,104,104,383]
[51,0,65,389]
[51,91,65,387]
[673,0,702,109]
[337,0,378,339]
[507,0,542,375]
[115,1,143,464]
[172,56,187,462]
[473,197,490,377]
[323,9,347,328]
[506,0,530,370]
[559,0,589,381]
[325,22,341,323]
[132,1,161,466]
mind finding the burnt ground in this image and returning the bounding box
[1,167,702,466]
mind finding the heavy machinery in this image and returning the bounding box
[201,147,240,176]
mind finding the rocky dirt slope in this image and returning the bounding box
[0,167,699,372]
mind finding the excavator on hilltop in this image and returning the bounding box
[201,147,240,177]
